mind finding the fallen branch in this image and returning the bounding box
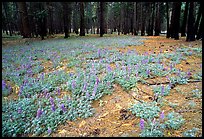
[145,79,202,86]
[176,108,202,113]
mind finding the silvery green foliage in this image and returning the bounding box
[19,70,70,98]
[129,101,160,119]
[139,119,165,137]
[115,76,138,91]
[188,100,196,108]
[150,63,169,77]
[164,112,185,130]
[168,102,178,109]
[182,128,199,137]
[153,85,171,96]
[2,82,12,97]
[191,89,202,98]
[169,72,189,84]
[2,98,37,137]
[192,72,202,80]
[140,128,164,137]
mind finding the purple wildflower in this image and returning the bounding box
[82,82,87,92]
[96,77,99,85]
[86,91,90,98]
[107,65,112,73]
[50,97,54,105]
[163,67,167,71]
[18,107,22,114]
[67,96,71,102]
[160,110,165,120]
[128,65,131,74]
[107,81,111,88]
[135,71,138,77]
[144,52,148,56]
[57,88,60,95]
[177,70,181,76]
[72,80,76,89]
[146,69,150,75]
[60,104,66,112]
[27,93,31,98]
[116,63,119,69]
[161,86,164,96]
[140,119,145,130]
[36,108,43,118]
[48,127,52,134]
[166,76,170,81]
[98,49,101,57]
[51,104,56,112]
[92,82,98,97]
[23,79,28,85]
[41,73,44,80]
[122,66,126,72]
[142,59,146,64]
[43,89,48,97]
[2,80,6,90]
[152,118,156,125]
[187,70,191,77]
[160,49,162,53]
[18,88,22,96]
[46,92,50,99]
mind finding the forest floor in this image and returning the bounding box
[52,35,202,137]
[2,34,202,137]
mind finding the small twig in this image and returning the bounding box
[176,109,201,113]
[146,79,201,86]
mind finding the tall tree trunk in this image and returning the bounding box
[3,2,12,36]
[154,2,161,36]
[196,16,203,40]
[194,3,201,36]
[150,2,155,36]
[80,2,85,36]
[17,2,31,38]
[73,2,79,34]
[97,2,100,34]
[166,2,170,38]
[133,2,137,35]
[170,2,181,40]
[186,2,195,41]
[123,3,128,35]
[147,3,152,36]
[38,2,47,40]
[47,2,54,35]
[141,3,146,36]
[62,2,70,38]
[181,2,189,37]
[100,2,105,37]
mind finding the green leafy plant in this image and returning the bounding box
[153,85,171,96]
[191,89,202,98]
[164,112,185,130]
[182,127,199,137]
[129,101,160,119]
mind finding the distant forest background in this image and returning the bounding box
[2,2,202,41]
